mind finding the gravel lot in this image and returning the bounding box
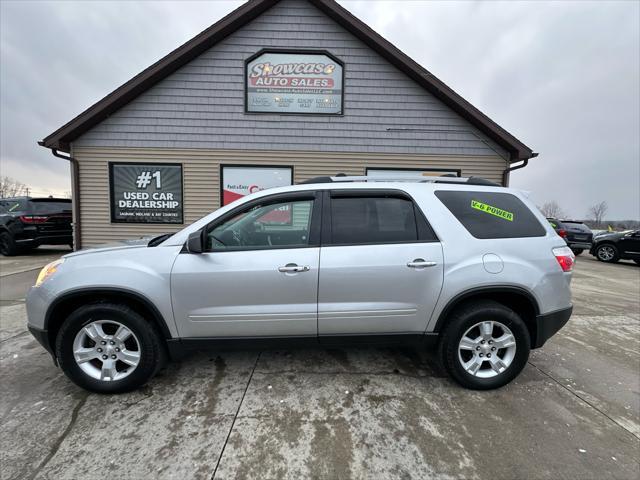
[1,250,638,479]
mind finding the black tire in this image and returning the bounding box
[571,248,583,256]
[56,303,166,393]
[595,244,619,263]
[438,300,531,390]
[0,231,18,256]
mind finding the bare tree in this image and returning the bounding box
[0,176,27,198]
[588,201,608,227]
[539,201,566,219]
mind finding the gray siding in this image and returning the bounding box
[74,0,507,159]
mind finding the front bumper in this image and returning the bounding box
[28,325,54,355]
[26,285,57,362]
[532,305,573,348]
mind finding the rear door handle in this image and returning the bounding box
[407,259,437,268]
[278,263,310,273]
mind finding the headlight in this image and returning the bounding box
[34,259,64,287]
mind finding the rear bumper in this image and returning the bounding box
[567,242,591,250]
[532,305,573,348]
[16,234,72,246]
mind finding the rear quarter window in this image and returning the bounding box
[0,199,26,213]
[435,190,546,239]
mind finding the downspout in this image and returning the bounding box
[502,152,538,186]
[39,144,82,250]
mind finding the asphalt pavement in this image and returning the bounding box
[0,252,638,479]
[0,246,70,277]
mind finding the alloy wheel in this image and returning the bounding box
[72,320,141,381]
[457,320,517,378]
[597,245,615,261]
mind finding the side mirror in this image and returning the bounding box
[186,231,203,254]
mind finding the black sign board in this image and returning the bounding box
[109,163,183,224]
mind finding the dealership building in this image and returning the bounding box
[39,0,536,249]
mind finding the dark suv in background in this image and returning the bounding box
[547,218,593,255]
[590,230,640,264]
[0,197,72,256]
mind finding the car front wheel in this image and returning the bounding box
[596,244,619,263]
[571,248,583,256]
[56,303,166,393]
[439,300,530,390]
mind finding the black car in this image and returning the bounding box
[0,197,73,256]
[590,230,640,264]
[546,218,593,255]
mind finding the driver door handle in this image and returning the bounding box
[278,264,310,273]
[407,259,437,268]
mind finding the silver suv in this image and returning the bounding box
[26,176,574,393]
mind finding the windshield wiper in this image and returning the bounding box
[147,233,173,247]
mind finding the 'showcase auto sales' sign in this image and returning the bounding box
[246,51,343,114]
[110,163,183,223]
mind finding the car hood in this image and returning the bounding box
[594,232,624,241]
[63,237,152,258]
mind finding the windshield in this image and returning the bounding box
[562,222,591,232]
[29,200,72,214]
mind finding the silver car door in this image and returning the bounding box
[318,190,444,335]
[171,192,321,338]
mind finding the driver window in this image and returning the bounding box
[206,199,314,251]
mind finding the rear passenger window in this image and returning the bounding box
[330,196,419,244]
[435,190,546,239]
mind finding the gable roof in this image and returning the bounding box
[39,0,534,161]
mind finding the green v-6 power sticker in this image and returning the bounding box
[471,200,514,221]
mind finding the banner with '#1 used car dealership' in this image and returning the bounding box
[109,163,183,223]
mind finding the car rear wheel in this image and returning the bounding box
[0,231,18,256]
[596,244,619,263]
[439,300,530,390]
[56,303,166,393]
[571,248,583,255]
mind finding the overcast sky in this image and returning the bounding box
[1,0,638,219]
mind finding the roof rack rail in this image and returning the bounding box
[298,174,502,187]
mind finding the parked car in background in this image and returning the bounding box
[26,175,574,393]
[590,230,640,264]
[0,197,72,256]
[546,218,593,255]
